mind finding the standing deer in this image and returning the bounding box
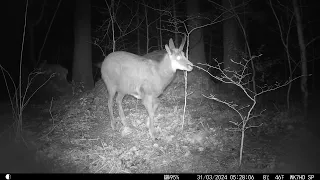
[101,36,193,139]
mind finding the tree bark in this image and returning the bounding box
[72,0,94,90]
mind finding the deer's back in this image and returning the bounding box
[101,51,170,97]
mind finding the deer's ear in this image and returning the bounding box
[169,38,175,49]
[179,36,186,51]
[165,44,172,55]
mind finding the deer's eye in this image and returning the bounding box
[177,56,181,60]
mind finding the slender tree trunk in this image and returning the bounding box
[144,1,149,53]
[136,3,140,54]
[27,1,46,69]
[293,0,308,118]
[187,0,206,64]
[158,0,162,49]
[173,0,179,45]
[110,0,115,51]
[72,0,94,90]
[222,0,241,90]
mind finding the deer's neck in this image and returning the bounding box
[157,54,176,78]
